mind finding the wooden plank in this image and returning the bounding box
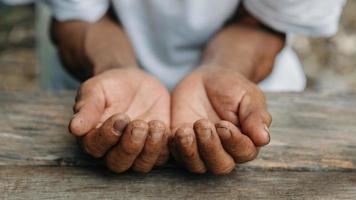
[0,91,355,171]
[1,166,356,200]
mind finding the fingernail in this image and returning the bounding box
[131,127,147,143]
[179,135,193,147]
[197,127,212,142]
[150,129,164,142]
[216,127,231,140]
[177,131,193,147]
[113,120,127,135]
[263,124,271,142]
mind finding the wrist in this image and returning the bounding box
[83,15,139,76]
[89,53,139,76]
[199,62,255,81]
[232,3,286,41]
[202,24,285,83]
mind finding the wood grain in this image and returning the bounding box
[1,166,356,200]
[0,91,356,199]
[0,91,355,171]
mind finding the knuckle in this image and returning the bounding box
[155,152,169,166]
[200,143,216,154]
[105,151,131,174]
[121,143,141,156]
[105,157,123,173]
[73,101,85,113]
[185,152,198,161]
[239,86,249,96]
[243,119,256,132]
[82,139,103,158]
[144,143,161,155]
[132,159,153,173]
[180,146,197,159]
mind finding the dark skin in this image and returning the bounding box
[52,5,285,174]
[171,23,284,174]
[52,14,171,173]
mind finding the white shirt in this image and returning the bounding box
[46,0,345,91]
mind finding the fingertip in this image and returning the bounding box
[172,125,207,173]
[156,128,171,166]
[256,123,270,146]
[210,162,235,175]
[155,149,169,166]
[243,120,270,146]
[263,124,271,145]
[69,115,88,136]
[175,126,194,147]
[193,119,214,142]
[130,119,149,130]
[130,120,166,173]
[148,120,165,130]
[82,130,103,158]
[193,119,211,130]
[148,120,165,142]
[215,121,234,141]
[216,120,259,163]
[112,113,131,134]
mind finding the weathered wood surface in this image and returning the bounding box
[0,91,356,199]
[0,91,355,170]
[1,167,355,200]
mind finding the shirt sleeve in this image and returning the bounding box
[243,0,346,37]
[45,0,109,22]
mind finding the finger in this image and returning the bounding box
[239,93,272,146]
[132,120,165,173]
[155,128,170,166]
[82,113,130,158]
[69,81,105,136]
[216,120,258,163]
[194,119,235,175]
[105,120,148,173]
[169,129,182,164]
[175,125,207,174]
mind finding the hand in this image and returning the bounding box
[170,66,272,175]
[69,68,171,173]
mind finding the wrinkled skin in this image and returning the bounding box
[56,5,279,175]
[170,66,272,175]
[69,68,171,173]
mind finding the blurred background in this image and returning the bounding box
[0,1,355,93]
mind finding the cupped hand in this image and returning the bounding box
[69,68,171,173]
[170,66,272,175]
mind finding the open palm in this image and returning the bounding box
[170,67,272,174]
[70,68,170,173]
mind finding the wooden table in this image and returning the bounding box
[0,91,355,199]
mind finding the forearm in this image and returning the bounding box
[51,14,137,81]
[201,5,285,83]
